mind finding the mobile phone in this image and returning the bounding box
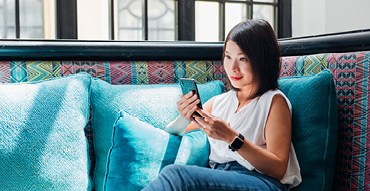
[179,78,203,118]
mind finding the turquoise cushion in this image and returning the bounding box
[91,80,224,191]
[174,128,210,167]
[104,111,209,190]
[0,73,92,191]
[278,69,338,191]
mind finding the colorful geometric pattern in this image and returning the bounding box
[0,61,11,83]
[1,51,370,191]
[280,56,298,77]
[61,61,76,76]
[304,53,329,74]
[147,61,175,84]
[212,61,228,90]
[26,61,61,81]
[173,61,187,83]
[366,52,370,191]
[109,61,132,85]
[352,52,368,190]
[185,61,214,84]
[133,61,149,85]
[10,61,27,83]
[334,53,357,191]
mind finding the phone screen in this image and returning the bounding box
[179,78,203,117]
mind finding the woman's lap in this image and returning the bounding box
[143,162,287,191]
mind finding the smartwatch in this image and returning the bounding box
[228,133,244,152]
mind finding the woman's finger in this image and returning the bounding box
[177,91,201,121]
[185,105,198,120]
[195,108,213,120]
[182,98,200,116]
[194,116,208,128]
[193,117,209,133]
[178,94,198,110]
[192,118,200,127]
[177,91,192,105]
[184,91,194,99]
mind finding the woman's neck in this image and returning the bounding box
[236,84,256,99]
[235,88,256,113]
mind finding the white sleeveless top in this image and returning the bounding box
[209,90,302,188]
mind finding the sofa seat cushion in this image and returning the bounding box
[91,79,224,191]
[0,73,92,191]
[104,111,209,190]
[278,69,338,191]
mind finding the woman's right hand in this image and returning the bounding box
[177,91,201,121]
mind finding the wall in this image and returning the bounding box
[292,0,370,37]
[77,0,110,40]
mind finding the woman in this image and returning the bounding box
[143,19,301,191]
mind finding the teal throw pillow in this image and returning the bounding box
[91,79,224,191]
[0,73,92,191]
[104,111,209,191]
[278,69,338,191]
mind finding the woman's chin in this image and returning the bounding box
[230,83,242,89]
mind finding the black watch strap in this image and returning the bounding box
[228,133,244,152]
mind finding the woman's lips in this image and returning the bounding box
[230,76,243,81]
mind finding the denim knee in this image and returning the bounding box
[160,164,186,182]
[143,164,186,191]
[161,164,185,174]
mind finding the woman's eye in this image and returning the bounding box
[225,55,231,59]
[240,58,247,61]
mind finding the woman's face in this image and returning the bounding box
[223,40,254,91]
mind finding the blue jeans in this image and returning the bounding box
[143,161,289,191]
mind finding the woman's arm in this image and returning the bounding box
[236,94,291,180]
[165,90,216,135]
[194,94,291,180]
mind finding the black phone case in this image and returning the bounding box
[179,78,203,109]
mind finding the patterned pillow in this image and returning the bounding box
[278,69,338,191]
[104,111,209,190]
[90,79,224,191]
[0,73,92,191]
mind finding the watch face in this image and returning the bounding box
[231,136,244,151]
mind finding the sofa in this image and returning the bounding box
[0,31,369,191]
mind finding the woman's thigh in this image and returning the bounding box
[143,164,282,191]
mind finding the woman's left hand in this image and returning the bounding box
[192,108,238,143]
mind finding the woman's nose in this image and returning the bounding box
[231,59,239,71]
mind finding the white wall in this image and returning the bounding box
[292,0,370,37]
[77,0,110,40]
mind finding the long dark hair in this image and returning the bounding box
[223,19,281,98]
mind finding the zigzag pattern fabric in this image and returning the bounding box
[0,61,219,85]
[1,51,370,190]
[280,52,370,191]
